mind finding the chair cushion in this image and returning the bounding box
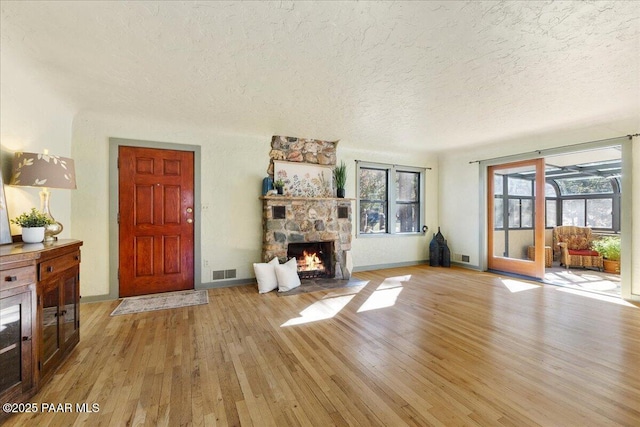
[568,249,600,256]
[559,234,589,251]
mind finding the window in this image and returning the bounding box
[396,171,420,232]
[554,177,618,231]
[545,182,558,228]
[493,175,534,230]
[359,168,388,234]
[357,162,425,235]
[494,174,619,232]
[556,177,613,195]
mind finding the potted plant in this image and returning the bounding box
[274,179,285,195]
[11,208,54,243]
[333,161,347,198]
[592,236,621,274]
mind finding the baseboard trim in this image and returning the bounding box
[81,294,116,303]
[352,260,428,272]
[451,261,482,270]
[197,278,256,290]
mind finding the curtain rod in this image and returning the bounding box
[355,159,432,170]
[468,134,634,165]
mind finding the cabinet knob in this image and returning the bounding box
[47,266,54,273]
[5,275,18,282]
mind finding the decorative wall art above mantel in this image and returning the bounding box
[273,160,334,198]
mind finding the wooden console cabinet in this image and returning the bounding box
[0,239,82,417]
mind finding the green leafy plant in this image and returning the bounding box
[592,236,621,261]
[274,179,285,188]
[333,161,347,190]
[10,208,53,228]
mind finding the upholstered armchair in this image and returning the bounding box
[553,226,603,270]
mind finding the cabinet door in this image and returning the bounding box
[41,279,61,374]
[0,290,33,400]
[61,267,79,349]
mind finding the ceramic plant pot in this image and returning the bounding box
[22,227,45,243]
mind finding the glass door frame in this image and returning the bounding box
[487,158,546,279]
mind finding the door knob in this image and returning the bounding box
[186,207,193,213]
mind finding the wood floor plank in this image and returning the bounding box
[4,265,640,426]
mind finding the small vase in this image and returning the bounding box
[22,227,45,243]
[276,186,284,195]
[262,177,274,196]
[337,188,345,198]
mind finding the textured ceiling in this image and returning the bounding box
[1,1,638,153]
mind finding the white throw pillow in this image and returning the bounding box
[276,257,301,292]
[254,257,280,293]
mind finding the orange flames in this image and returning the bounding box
[298,250,324,272]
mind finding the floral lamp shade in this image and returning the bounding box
[9,152,76,189]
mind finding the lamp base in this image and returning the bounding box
[40,188,63,241]
[45,221,63,241]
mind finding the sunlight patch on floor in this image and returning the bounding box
[544,267,620,297]
[556,287,635,307]
[281,294,356,326]
[357,287,403,312]
[500,278,541,293]
[356,275,410,312]
[281,275,411,326]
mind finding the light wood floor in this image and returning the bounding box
[6,265,640,426]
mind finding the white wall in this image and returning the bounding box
[0,54,75,236]
[439,130,638,300]
[71,112,438,298]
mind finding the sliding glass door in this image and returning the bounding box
[488,158,546,278]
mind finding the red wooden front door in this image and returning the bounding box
[118,146,194,297]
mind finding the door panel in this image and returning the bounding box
[119,146,194,297]
[488,158,545,279]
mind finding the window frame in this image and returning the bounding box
[493,175,535,231]
[494,175,620,233]
[550,177,620,232]
[356,161,426,237]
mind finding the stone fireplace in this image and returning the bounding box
[261,196,353,279]
[261,135,353,279]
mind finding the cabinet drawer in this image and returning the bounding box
[1,266,36,290]
[38,251,80,281]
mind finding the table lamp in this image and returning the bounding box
[9,150,77,241]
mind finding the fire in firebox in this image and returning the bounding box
[298,250,324,272]
[287,241,335,279]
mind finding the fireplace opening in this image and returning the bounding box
[287,241,335,279]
